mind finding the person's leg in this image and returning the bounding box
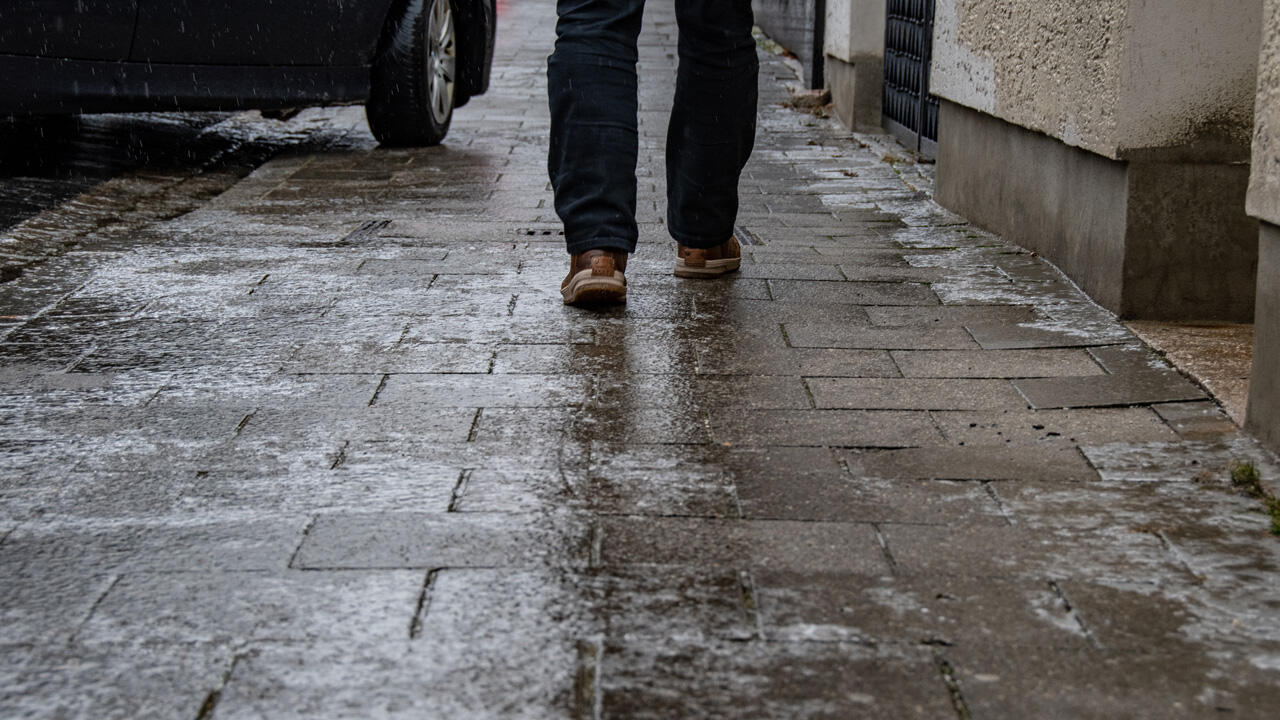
[547,0,646,256]
[667,0,758,251]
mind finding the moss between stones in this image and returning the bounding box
[1230,461,1280,536]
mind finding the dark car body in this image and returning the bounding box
[0,0,496,117]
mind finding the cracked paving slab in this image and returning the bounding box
[2,0,1280,717]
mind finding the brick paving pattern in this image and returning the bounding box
[3,1,1280,717]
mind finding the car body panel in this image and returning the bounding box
[0,0,138,59]
[130,0,396,66]
[1,56,368,114]
[0,0,496,118]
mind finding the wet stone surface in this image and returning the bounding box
[2,1,1280,717]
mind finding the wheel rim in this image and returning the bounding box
[425,0,456,126]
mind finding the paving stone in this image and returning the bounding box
[572,405,711,444]
[293,512,591,569]
[865,304,1040,327]
[1014,372,1207,409]
[947,645,1280,719]
[598,641,953,719]
[768,279,939,305]
[596,374,811,410]
[967,322,1127,349]
[754,572,1087,647]
[0,570,117,645]
[736,262,845,280]
[892,348,1104,378]
[374,373,591,408]
[809,378,1027,410]
[784,324,979,349]
[711,409,942,447]
[842,445,1098,482]
[1,518,306,575]
[2,644,231,720]
[878,522,1180,582]
[934,408,1179,446]
[584,444,738,517]
[731,446,1006,524]
[697,344,899,377]
[598,516,889,574]
[75,570,424,647]
[1153,401,1241,440]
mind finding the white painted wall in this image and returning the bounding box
[1249,0,1280,225]
[930,0,1261,159]
[824,0,885,62]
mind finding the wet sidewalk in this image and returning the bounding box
[5,1,1280,717]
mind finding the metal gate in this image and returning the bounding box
[882,0,939,157]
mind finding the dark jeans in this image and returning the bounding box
[547,0,759,255]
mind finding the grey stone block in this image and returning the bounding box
[866,304,1040,327]
[75,570,424,647]
[967,323,1126,350]
[598,516,889,574]
[599,641,953,718]
[755,571,1089,648]
[293,512,591,569]
[809,378,1027,410]
[892,349,1105,378]
[710,409,942,447]
[1247,222,1280,452]
[769,279,939,305]
[842,445,1098,482]
[947,645,1280,719]
[1014,373,1207,409]
[934,408,1179,446]
[3,644,231,720]
[375,374,592,408]
[1155,401,1240,440]
[784,324,978,350]
[825,54,883,131]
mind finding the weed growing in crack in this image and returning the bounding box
[1230,461,1280,536]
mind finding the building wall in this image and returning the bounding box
[931,0,1262,321]
[931,0,1259,159]
[1248,0,1280,225]
[753,0,824,88]
[823,0,884,130]
[1247,0,1280,452]
[824,0,884,62]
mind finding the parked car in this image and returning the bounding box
[0,0,497,146]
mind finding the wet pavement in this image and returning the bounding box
[4,1,1280,717]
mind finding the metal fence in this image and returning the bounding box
[882,0,938,157]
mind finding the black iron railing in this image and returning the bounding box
[882,0,938,157]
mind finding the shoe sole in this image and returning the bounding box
[562,269,626,305]
[674,257,741,279]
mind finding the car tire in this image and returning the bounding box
[366,0,456,147]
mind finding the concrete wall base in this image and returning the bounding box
[1247,222,1280,452]
[935,100,1259,321]
[824,54,881,131]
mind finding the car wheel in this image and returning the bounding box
[367,0,456,147]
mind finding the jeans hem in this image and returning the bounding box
[565,236,637,255]
[668,227,734,249]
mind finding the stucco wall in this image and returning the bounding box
[931,0,1260,159]
[824,0,884,63]
[1249,0,1280,226]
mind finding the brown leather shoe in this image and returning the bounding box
[562,249,628,305]
[675,236,741,278]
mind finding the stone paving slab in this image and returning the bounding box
[2,0,1280,716]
